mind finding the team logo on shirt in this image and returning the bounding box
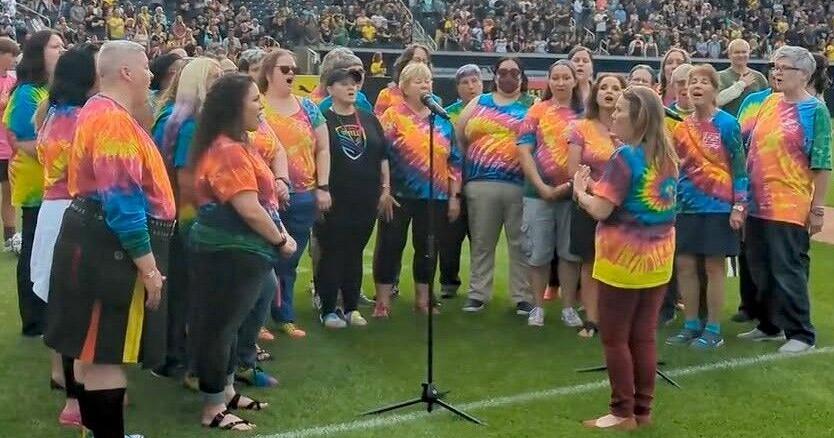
[335,124,365,160]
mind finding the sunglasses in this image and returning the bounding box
[496,68,521,78]
[277,65,300,75]
[348,67,365,77]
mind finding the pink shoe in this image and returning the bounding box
[58,405,82,428]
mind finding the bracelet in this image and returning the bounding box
[275,176,291,188]
[317,184,330,192]
[381,183,390,189]
[276,235,288,248]
[811,206,825,216]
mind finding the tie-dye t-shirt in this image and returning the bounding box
[69,95,176,258]
[746,93,832,226]
[445,99,465,125]
[593,145,678,289]
[663,103,693,135]
[309,86,328,105]
[0,72,16,160]
[673,110,748,213]
[3,83,48,207]
[249,119,282,165]
[380,103,463,200]
[374,85,404,117]
[569,119,620,181]
[262,96,325,192]
[465,93,531,185]
[36,104,81,200]
[517,101,578,196]
[737,88,772,145]
[151,107,198,226]
[190,135,282,261]
[318,91,374,114]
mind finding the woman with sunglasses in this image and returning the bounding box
[565,73,626,336]
[317,67,390,328]
[373,62,463,317]
[258,49,330,339]
[517,60,584,327]
[457,57,535,315]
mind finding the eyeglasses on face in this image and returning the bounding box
[277,65,300,75]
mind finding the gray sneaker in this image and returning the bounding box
[778,339,815,354]
[666,328,701,345]
[516,301,534,316]
[737,328,786,342]
[462,299,485,312]
[358,293,376,307]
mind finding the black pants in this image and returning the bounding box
[439,200,467,287]
[315,208,376,315]
[189,249,270,396]
[161,228,190,371]
[18,206,44,336]
[745,217,814,344]
[737,241,761,318]
[373,198,448,285]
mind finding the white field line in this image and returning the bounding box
[255,346,834,438]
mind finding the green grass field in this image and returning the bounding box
[1,239,833,438]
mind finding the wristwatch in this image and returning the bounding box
[317,184,330,192]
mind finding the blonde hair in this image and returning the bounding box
[398,62,432,97]
[175,57,222,109]
[622,86,678,174]
[727,39,750,54]
[671,63,693,85]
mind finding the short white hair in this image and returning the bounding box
[98,40,146,78]
[772,45,816,76]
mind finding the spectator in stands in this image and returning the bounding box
[740,45,831,354]
[0,37,18,252]
[370,51,386,76]
[628,64,656,88]
[659,48,690,107]
[718,39,768,117]
[567,73,626,337]
[569,45,594,107]
[259,49,330,338]
[518,59,582,327]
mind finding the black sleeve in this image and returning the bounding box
[361,111,390,162]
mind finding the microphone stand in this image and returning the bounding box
[362,112,483,425]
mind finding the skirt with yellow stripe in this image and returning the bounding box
[44,198,174,368]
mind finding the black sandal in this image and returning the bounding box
[205,409,253,431]
[578,321,598,338]
[227,393,268,411]
[256,345,273,362]
[50,378,64,391]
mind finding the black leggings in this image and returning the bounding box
[18,206,44,336]
[189,249,270,397]
[373,198,448,285]
[315,208,376,315]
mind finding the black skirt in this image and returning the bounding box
[569,201,597,261]
[675,213,740,257]
[44,198,175,368]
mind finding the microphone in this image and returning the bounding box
[420,93,450,120]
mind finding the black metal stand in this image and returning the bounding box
[361,113,483,425]
[576,361,681,389]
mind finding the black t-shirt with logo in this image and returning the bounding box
[324,108,388,219]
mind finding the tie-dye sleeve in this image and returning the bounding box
[447,122,463,182]
[3,84,43,141]
[810,104,833,171]
[82,110,152,258]
[594,147,633,207]
[205,144,259,202]
[173,119,195,168]
[301,98,326,129]
[516,104,539,147]
[568,121,585,151]
[721,116,748,205]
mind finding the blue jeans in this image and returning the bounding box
[272,191,316,324]
[237,270,278,369]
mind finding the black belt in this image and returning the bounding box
[70,197,177,239]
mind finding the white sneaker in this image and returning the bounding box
[528,307,545,326]
[322,313,347,329]
[346,311,368,327]
[7,233,21,255]
[778,339,815,354]
[561,307,583,327]
[737,328,786,342]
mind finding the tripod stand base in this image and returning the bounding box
[576,361,680,388]
[362,383,484,425]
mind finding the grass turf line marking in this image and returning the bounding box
[255,346,834,438]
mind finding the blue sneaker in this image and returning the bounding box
[322,312,347,329]
[665,328,701,345]
[690,330,724,350]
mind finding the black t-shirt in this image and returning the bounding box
[324,109,388,215]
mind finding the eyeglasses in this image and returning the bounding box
[348,67,365,77]
[771,64,802,73]
[496,68,521,78]
[277,65,300,75]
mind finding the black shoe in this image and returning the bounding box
[358,293,376,307]
[515,301,534,316]
[440,284,459,299]
[462,299,485,313]
[730,311,754,323]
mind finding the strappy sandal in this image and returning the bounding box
[578,321,598,338]
[255,345,273,362]
[227,393,268,411]
[372,303,390,318]
[205,409,254,431]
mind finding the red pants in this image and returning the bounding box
[598,283,666,418]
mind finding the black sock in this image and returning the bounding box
[77,386,94,430]
[3,226,14,240]
[84,388,126,438]
[61,356,83,400]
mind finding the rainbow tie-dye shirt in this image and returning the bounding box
[465,93,531,185]
[380,103,463,200]
[191,135,282,261]
[3,83,48,207]
[374,85,404,118]
[569,119,620,181]
[69,95,176,258]
[593,145,678,289]
[737,88,772,146]
[250,119,282,166]
[262,96,325,192]
[746,93,832,226]
[445,99,465,125]
[672,110,748,213]
[37,104,81,200]
[517,100,578,195]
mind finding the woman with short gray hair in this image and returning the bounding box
[740,45,832,354]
